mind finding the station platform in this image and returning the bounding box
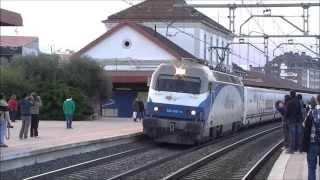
[0,118,142,171]
[268,150,319,180]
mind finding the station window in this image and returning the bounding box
[122,39,132,49]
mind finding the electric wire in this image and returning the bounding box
[120,0,262,66]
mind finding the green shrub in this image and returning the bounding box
[0,54,111,120]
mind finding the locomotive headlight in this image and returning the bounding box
[154,106,159,112]
[175,67,186,76]
[191,110,196,116]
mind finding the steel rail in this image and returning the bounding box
[107,136,228,180]
[23,147,149,180]
[241,140,283,180]
[162,126,281,180]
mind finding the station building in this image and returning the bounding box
[75,0,234,117]
[265,52,320,90]
[0,8,39,60]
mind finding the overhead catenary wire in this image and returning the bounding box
[120,0,265,66]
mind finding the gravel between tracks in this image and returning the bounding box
[182,130,282,180]
[126,122,281,180]
[1,138,151,180]
[53,147,183,180]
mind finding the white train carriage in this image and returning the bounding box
[143,61,315,145]
[243,87,287,125]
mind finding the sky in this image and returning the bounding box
[1,0,319,66]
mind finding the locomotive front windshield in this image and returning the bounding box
[156,74,201,94]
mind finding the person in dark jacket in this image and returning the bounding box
[19,93,33,139]
[132,98,140,122]
[275,95,291,150]
[297,94,305,152]
[30,92,42,137]
[302,95,320,180]
[138,100,145,122]
[286,91,303,153]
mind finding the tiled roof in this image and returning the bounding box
[75,21,196,60]
[0,36,38,47]
[0,8,23,26]
[104,0,231,34]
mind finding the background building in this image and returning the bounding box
[0,36,39,59]
[265,52,320,90]
[0,8,23,26]
[0,8,39,60]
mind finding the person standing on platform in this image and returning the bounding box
[138,100,145,122]
[302,95,320,180]
[19,93,33,139]
[8,94,18,123]
[275,95,290,150]
[30,92,42,137]
[297,94,305,152]
[0,93,12,147]
[63,96,75,129]
[132,98,139,122]
[286,90,302,153]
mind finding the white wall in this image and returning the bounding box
[199,27,232,67]
[142,22,233,63]
[22,40,39,56]
[83,25,176,61]
[101,21,233,69]
[143,22,197,58]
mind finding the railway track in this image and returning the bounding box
[164,128,282,180]
[24,122,282,180]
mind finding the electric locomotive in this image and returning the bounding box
[143,60,244,144]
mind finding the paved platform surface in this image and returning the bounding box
[268,150,319,180]
[0,118,142,161]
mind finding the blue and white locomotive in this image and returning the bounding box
[143,60,313,145]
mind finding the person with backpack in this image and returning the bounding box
[302,95,320,180]
[19,93,34,139]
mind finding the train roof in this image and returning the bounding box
[244,71,320,94]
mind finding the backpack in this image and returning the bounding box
[311,108,320,143]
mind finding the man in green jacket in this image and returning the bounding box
[63,96,75,129]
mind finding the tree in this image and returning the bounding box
[0,54,112,120]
